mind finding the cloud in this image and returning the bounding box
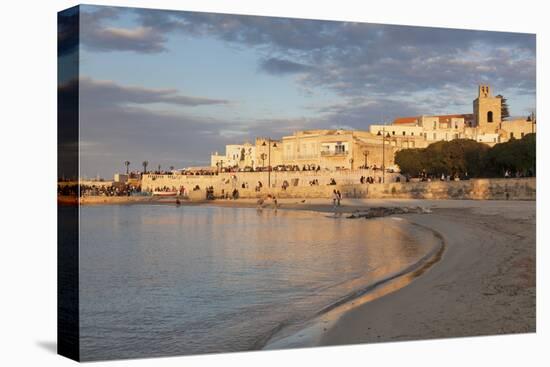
[89,7,535,114]
[259,58,313,75]
[58,7,79,57]
[77,77,229,107]
[58,76,241,176]
[83,26,167,53]
[70,6,537,177]
[79,6,535,104]
[80,6,167,53]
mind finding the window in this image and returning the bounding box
[433,133,436,140]
[411,132,414,136]
[487,111,493,123]
[392,131,395,135]
[402,131,406,136]
[510,132,514,139]
[335,144,345,153]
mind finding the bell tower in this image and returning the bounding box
[473,84,501,133]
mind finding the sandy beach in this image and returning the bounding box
[316,200,536,346]
[73,195,536,348]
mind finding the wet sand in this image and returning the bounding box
[316,201,536,347]
[135,197,536,346]
[73,195,536,346]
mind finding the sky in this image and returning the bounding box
[58,5,536,179]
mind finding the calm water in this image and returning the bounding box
[79,205,437,360]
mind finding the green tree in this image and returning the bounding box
[486,133,535,176]
[395,148,425,176]
[395,139,490,177]
[497,95,510,120]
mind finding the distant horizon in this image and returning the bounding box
[59,5,536,179]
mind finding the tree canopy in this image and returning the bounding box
[395,134,535,178]
[497,94,510,120]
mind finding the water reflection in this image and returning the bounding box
[79,205,438,360]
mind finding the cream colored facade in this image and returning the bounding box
[369,84,535,148]
[255,137,283,168]
[208,84,534,172]
[211,142,256,170]
[474,84,502,133]
[211,129,397,171]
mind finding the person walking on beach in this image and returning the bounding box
[332,189,338,209]
[336,190,342,206]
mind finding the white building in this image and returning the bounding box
[211,142,256,170]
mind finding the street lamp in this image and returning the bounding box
[378,126,391,183]
[262,140,277,188]
[363,150,369,169]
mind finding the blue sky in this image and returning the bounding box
[58,5,536,178]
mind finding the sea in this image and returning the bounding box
[78,205,439,360]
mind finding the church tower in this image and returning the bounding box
[473,84,501,133]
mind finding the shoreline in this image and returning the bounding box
[317,202,535,347]
[260,201,535,350]
[72,196,535,350]
[261,219,446,350]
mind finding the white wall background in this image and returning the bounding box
[0,0,547,366]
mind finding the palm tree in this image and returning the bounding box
[142,161,149,174]
[124,161,131,175]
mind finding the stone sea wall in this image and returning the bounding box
[199,178,535,201]
[141,169,395,192]
[141,172,535,201]
[353,177,535,200]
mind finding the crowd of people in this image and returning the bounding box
[57,183,143,197]
[416,172,468,182]
[359,176,379,184]
[83,184,140,197]
[230,164,323,173]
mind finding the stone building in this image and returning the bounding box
[210,129,396,171]
[210,142,256,170]
[369,84,535,147]
[279,129,395,170]
[255,137,283,168]
[207,84,535,172]
[474,84,502,133]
